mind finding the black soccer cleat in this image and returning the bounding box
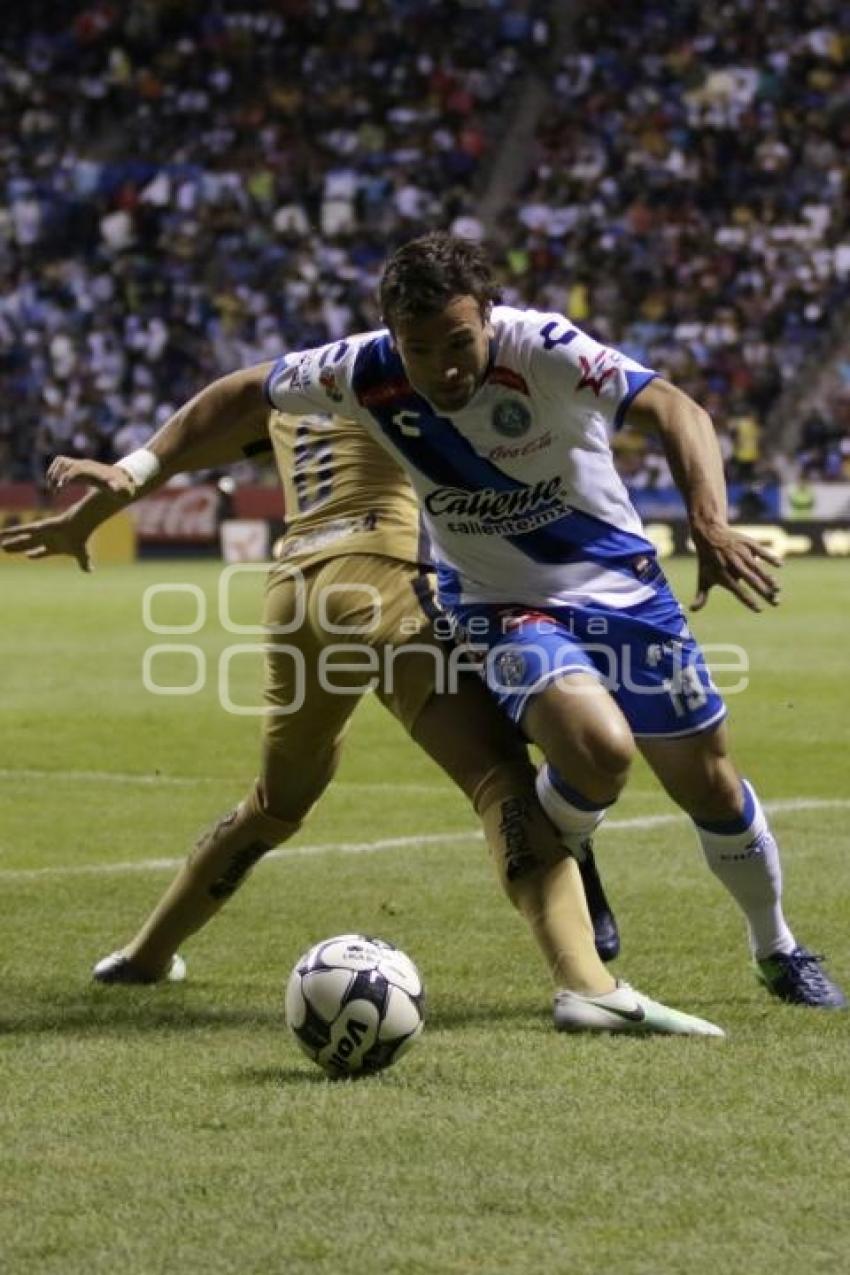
[577,842,620,963]
[756,946,846,1008]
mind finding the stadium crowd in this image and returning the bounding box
[0,0,848,490]
[0,0,549,483]
[499,0,850,486]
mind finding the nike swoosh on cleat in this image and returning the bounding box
[600,1002,646,1023]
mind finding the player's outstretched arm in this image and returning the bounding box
[624,378,781,612]
[1,365,275,572]
[0,505,100,571]
[50,364,275,496]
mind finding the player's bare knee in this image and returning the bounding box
[524,681,632,796]
[545,724,632,806]
[568,721,634,789]
[591,720,635,780]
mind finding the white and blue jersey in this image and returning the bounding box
[267,306,659,610]
[265,305,726,737]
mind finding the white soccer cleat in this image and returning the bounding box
[554,980,725,1036]
[92,951,187,985]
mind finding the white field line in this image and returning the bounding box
[0,767,658,798]
[0,768,439,794]
[1,798,847,883]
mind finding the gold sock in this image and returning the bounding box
[475,764,616,996]
[125,782,299,976]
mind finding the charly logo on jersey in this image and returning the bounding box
[491,398,532,438]
[425,475,570,536]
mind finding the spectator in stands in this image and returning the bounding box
[502,0,850,475]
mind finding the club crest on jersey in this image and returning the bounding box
[319,368,344,402]
[494,649,526,687]
[492,399,531,438]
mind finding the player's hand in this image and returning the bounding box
[0,512,92,572]
[690,522,782,613]
[47,456,137,496]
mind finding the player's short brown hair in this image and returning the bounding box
[379,232,501,331]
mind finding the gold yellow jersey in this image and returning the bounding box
[269,411,426,571]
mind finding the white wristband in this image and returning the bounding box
[116,448,161,487]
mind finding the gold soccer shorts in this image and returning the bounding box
[259,555,443,807]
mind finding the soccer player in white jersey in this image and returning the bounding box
[262,233,843,1009]
[34,232,843,1008]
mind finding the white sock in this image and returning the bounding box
[535,765,612,859]
[693,779,795,959]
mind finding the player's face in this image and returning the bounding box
[392,296,491,412]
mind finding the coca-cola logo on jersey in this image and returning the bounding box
[132,486,220,542]
[488,431,552,461]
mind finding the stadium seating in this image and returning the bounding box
[1,0,847,486]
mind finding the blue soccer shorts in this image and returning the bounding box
[451,586,727,739]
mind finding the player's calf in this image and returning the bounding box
[96,782,303,982]
[475,760,616,997]
[176,782,302,905]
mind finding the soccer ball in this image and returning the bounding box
[284,933,425,1077]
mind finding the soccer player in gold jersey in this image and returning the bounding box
[0,410,724,1034]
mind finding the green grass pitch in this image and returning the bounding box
[1,557,848,1274]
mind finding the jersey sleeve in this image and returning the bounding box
[525,312,657,434]
[265,338,362,419]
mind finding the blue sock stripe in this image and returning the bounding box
[741,779,757,825]
[546,766,613,812]
[694,778,757,835]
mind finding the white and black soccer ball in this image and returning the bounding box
[285,934,425,1078]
